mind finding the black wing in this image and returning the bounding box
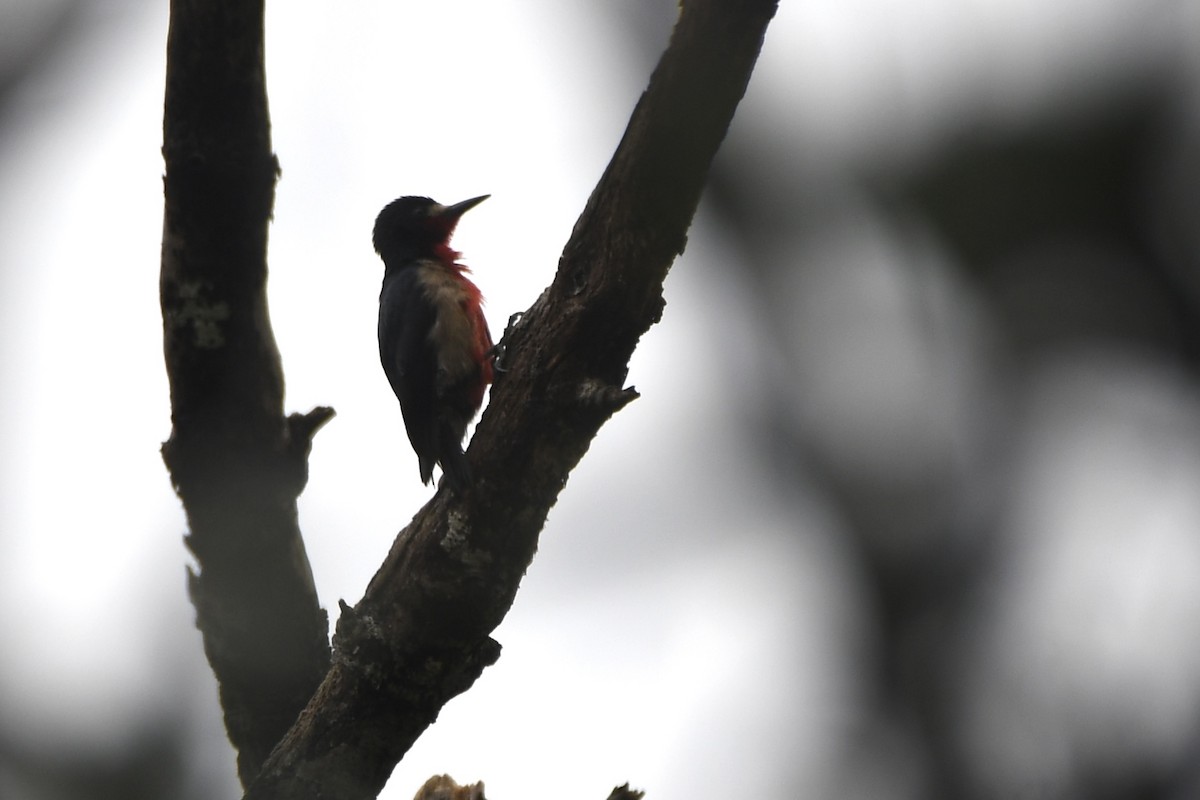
[378,267,439,483]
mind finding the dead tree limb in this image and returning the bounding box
[159,0,331,785]
[243,0,779,797]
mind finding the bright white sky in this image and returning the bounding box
[0,1,1197,799]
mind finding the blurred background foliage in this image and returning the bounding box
[2,1,1200,799]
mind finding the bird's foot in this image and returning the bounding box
[489,311,525,373]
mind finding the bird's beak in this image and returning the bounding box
[438,194,490,220]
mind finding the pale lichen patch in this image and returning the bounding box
[171,280,231,349]
[441,509,492,571]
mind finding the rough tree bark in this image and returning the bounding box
[160,0,332,786]
[160,0,778,798]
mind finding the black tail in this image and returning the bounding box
[418,454,436,486]
[438,443,472,491]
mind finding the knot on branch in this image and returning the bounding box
[576,379,640,413]
[282,405,336,492]
[288,405,336,445]
[161,404,333,507]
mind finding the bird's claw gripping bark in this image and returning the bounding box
[489,311,525,374]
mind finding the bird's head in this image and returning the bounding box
[373,194,489,265]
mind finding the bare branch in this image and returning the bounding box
[243,0,779,797]
[160,0,330,785]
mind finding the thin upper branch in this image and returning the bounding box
[244,1,779,797]
[160,0,331,785]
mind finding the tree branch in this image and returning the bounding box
[244,1,779,797]
[160,0,331,786]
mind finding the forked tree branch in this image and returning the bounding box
[244,1,778,798]
[161,0,777,797]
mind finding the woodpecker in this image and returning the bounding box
[373,194,494,489]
